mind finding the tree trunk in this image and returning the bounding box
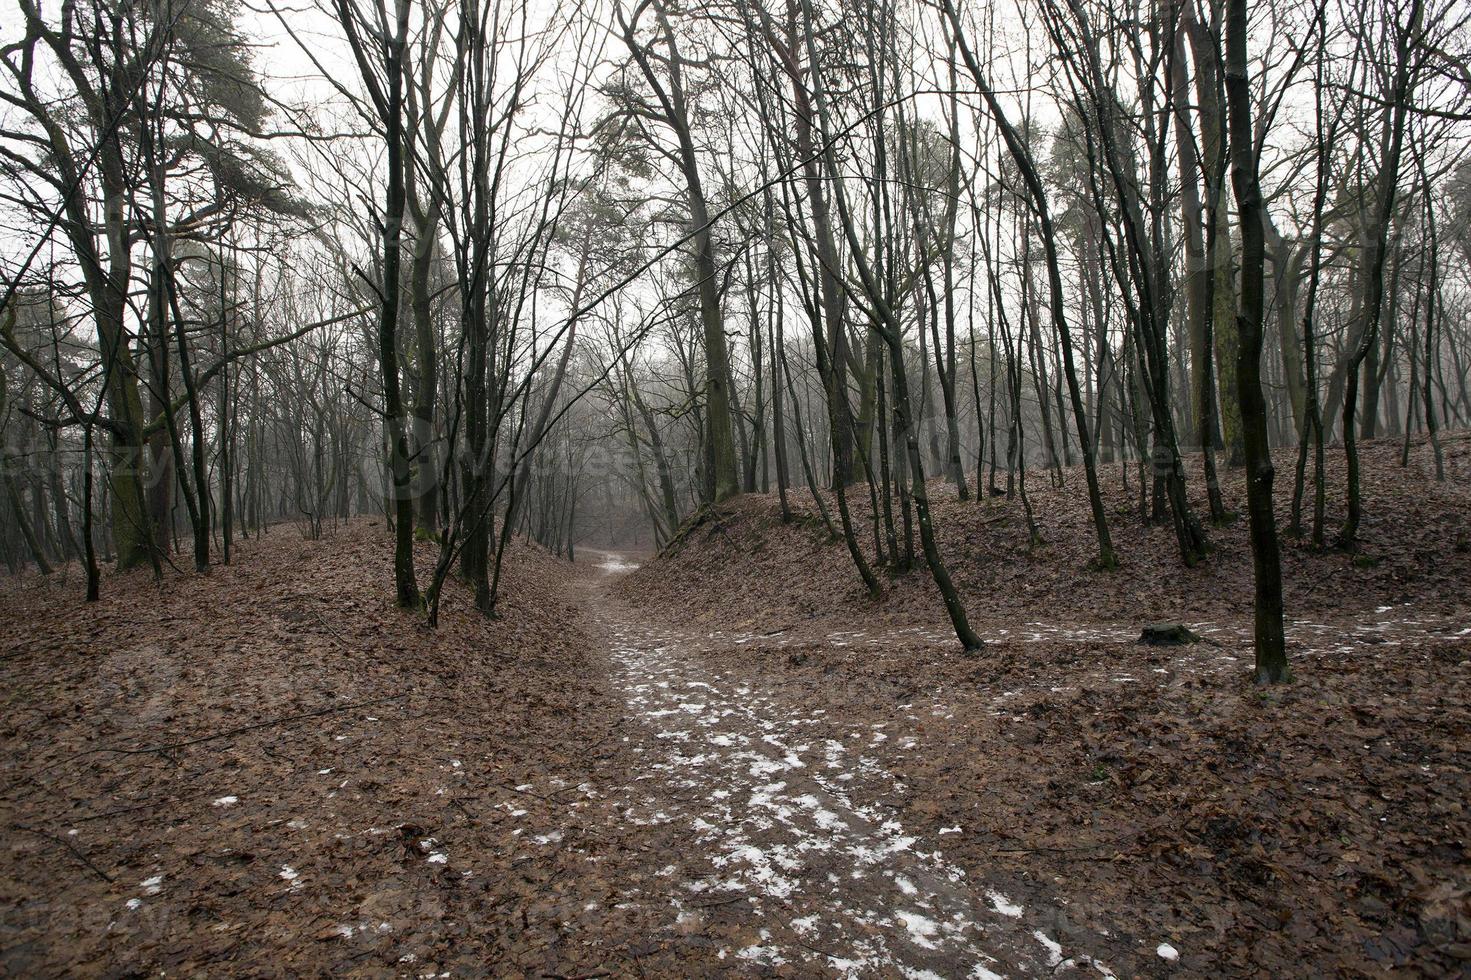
[1225,0,1287,683]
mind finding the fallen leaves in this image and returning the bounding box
[615,433,1471,975]
[2,433,1467,975]
[0,524,664,976]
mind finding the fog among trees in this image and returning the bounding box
[3,0,1471,971]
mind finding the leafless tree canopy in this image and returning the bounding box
[3,0,1469,677]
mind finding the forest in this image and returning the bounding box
[1,0,1469,973]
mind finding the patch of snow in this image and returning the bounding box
[212,795,239,807]
[987,890,1023,918]
[715,844,798,899]
[1157,942,1180,962]
[599,602,1094,977]
[814,808,848,831]
[895,910,940,949]
[597,557,641,573]
[1034,930,1064,965]
[735,947,786,965]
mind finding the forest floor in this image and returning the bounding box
[1,434,1468,977]
[613,433,1471,977]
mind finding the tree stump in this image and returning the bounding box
[1138,623,1201,646]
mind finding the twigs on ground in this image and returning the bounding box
[4,694,410,796]
[14,823,113,882]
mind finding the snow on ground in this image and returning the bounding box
[597,557,642,574]
[581,547,645,575]
[591,555,1081,977]
[588,553,1468,975]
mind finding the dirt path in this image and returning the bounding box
[577,552,1107,978]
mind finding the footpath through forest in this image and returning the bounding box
[580,552,1077,977]
[1,437,1469,976]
